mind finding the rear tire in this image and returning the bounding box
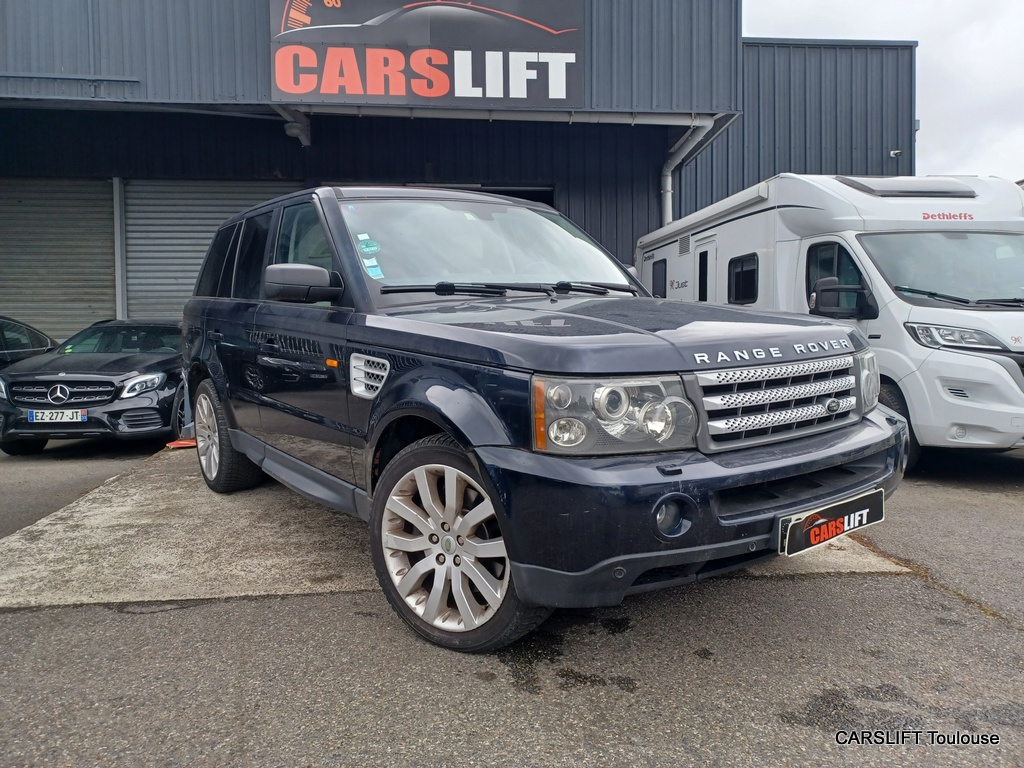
[0,438,48,456]
[369,434,551,652]
[193,378,263,493]
[879,382,921,472]
[170,384,185,440]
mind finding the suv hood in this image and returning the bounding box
[356,296,865,373]
[0,351,179,377]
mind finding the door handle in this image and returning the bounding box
[207,331,223,342]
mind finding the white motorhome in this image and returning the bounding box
[636,173,1024,468]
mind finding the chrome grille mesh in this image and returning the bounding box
[10,381,117,407]
[693,354,858,452]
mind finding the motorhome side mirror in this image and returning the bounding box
[809,277,879,321]
[264,263,345,303]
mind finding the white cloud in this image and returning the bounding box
[743,0,1024,181]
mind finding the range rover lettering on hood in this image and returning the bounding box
[692,337,852,367]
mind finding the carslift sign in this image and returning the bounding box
[270,0,586,108]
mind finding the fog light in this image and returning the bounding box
[655,499,684,536]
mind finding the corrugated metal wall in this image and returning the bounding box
[124,180,304,319]
[0,109,670,262]
[0,180,115,339]
[676,39,917,218]
[0,0,742,114]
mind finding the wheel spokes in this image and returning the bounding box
[381,461,510,634]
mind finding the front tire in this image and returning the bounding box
[879,382,921,471]
[369,434,550,652]
[0,438,48,456]
[193,378,263,493]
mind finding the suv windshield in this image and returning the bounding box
[335,198,630,301]
[859,231,1024,302]
[58,325,179,354]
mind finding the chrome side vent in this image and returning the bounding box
[678,235,690,255]
[350,354,390,400]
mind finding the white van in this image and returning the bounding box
[636,173,1024,468]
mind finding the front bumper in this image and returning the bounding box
[476,408,907,608]
[901,349,1024,449]
[0,388,176,442]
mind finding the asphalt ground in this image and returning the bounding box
[0,445,1022,767]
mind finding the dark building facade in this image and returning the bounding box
[0,0,915,338]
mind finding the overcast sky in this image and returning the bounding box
[742,0,1024,181]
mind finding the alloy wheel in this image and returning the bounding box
[380,463,509,632]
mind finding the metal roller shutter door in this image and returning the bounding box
[124,181,303,320]
[0,179,116,341]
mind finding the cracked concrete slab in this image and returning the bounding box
[0,448,907,609]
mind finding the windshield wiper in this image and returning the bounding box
[554,281,639,295]
[975,297,1024,307]
[892,285,974,305]
[380,282,507,297]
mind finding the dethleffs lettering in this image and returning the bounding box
[275,45,576,100]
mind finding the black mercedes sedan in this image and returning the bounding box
[0,316,58,371]
[0,319,184,456]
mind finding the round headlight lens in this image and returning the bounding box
[593,386,629,421]
[546,383,572,410]
[639,400,674,441]
[548,417,587,447]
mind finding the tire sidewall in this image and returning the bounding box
[369,436,529,652]
[195,379,229,489]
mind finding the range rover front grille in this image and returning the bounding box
[691,355,858,452]
[10,381,117,408]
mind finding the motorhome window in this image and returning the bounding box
[651,259,667,298]
[698,251,708,302]
[806,242,863,309]
[728,254,758,304]
[859,231,1024,301]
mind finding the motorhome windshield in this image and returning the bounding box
[859,231,1024,302]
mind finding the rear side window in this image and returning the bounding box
[194,223,239,298]
[232,212,273,300]
[0,321,48,351]
[728,253,758,304]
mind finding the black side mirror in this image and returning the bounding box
[264,263,345,303]
[809,276,879,320]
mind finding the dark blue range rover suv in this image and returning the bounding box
[182,187,907,651]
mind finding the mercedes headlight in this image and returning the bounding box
[532,375,698,454]
[904,324,1005,351]
[855,349,879,411]
[119,373,166,399]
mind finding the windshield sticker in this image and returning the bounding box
[362,257,379,268]
[358,240,381,256]
[366,266,384,279]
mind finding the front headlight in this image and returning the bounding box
[856,349,879,411]
[532,375,698,454]
[0,377,7,401]
[119,373,166,399]
[904,324,1005,351]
